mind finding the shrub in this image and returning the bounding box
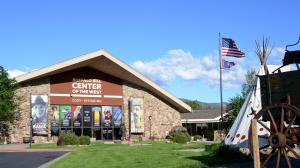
[206,130,214,141]
[79,136,90,145]
[170,132,191,144]
[58,133,79,145]
[167,125,191,144]
[193,135,202,141]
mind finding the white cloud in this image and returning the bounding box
[269,47,285,64]
[267,64,291,73]
[7,69,26,78]
[132,49,247,88]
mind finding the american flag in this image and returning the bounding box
[221,38,245,58]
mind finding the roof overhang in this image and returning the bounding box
[181,113,228,123]
[181,119,221,123]
[16,49,192,113]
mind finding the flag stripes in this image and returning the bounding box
[221,38,245,57]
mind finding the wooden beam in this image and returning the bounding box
[251,119,261,168]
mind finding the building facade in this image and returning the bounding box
[181,109,226,141]
[9,50,191,143]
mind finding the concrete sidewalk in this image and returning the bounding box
[0,144,76,152]
[0,144,28,152]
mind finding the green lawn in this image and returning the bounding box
[45,141,250,168]
[30,143,84,149]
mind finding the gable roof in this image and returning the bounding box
[181,109,228,123]
[181,109,225,119]
[16,49,191,113]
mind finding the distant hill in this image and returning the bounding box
[200,102,227,109]
[180,98,227,110]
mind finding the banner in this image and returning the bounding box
[92,106,101,127]
[130,98,144,133]
[102,106,112,127]
[50,67,123,106]
[83,106,92,127]
[60,105,72,127]
[72,106,82,127]
[32,95,48,135]
[50,105,59,135]
[113,106,122,127]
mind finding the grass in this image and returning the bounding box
[30,141,101,149]
[33,141,251,168]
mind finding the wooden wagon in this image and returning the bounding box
[249,37,300,168]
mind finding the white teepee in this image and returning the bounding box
[224,66,269,148]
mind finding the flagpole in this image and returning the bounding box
[219,33,224,129]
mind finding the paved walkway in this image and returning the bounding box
[0,143,76,152]
[177,148,205,152]
[0,143,28,149]
[0,143,28,152]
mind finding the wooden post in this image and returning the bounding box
[251,119,260,168]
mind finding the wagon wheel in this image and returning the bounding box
[249,103,300,168]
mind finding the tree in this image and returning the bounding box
[223,95,244,132]
[241,69,256,98]
[181,99,201,110]
[0,66,19,142]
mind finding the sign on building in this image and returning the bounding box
[130,98,144,133]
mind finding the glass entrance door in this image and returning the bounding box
[102,128,113,140]
[93,128,101,140]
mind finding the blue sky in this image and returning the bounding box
[1,0,300,103]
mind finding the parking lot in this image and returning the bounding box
[0,151,67,168]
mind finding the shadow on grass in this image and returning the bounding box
[257,153,300,167]
[185,154,251,167]
[184,144,300,167]
[184,144,252,167]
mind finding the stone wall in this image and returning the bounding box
[214,130,225,142]
[9,77,52,144]
[122,82,182,140]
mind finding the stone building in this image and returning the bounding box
[181,109,227,141]
[10,50,191,143]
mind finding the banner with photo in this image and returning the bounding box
[72,106,82,127]
[83,106,92,127]
[60,105,72,127]
[92,106,101,127]
[102,106,112,127]
[50,105,59,135]
[112,106,122,127]
[32,95,48,135]
[130,98,144,133]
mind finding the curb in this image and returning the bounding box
[38,152,71,168]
